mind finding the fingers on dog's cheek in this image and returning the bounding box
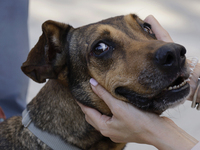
[76,102,86,113]
[76,103,100,129]
[85,115,98,130]
[90,78,118,108]
[84,107,105,128]
[144,15,155,23]
[153,28,172,42]
[144,15,173,42]
[91,85,104,99]
[91,84,115,109]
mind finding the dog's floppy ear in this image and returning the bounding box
[21,20,73,83]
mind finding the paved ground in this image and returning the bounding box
[27,0,200,149]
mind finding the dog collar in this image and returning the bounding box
[22,108,81,150]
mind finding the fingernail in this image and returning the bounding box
[90,78,98,86]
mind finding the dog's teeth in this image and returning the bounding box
[186,78,190,82]
[168,87,172,90]
[167,79,188,91]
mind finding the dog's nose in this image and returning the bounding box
[155,43,186,70]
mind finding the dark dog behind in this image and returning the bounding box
[0,14,190,150]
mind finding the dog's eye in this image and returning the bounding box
[143,23,153,35]
[93,43,109,55]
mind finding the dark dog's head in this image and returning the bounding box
[22,14,190,115]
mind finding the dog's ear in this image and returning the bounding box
[21,20,73,83]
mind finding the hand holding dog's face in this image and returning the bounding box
[21,14,190,115]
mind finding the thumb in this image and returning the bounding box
[144,15,173,42]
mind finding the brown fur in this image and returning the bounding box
[0,14,190,149]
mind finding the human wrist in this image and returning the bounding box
[146,117,198,150]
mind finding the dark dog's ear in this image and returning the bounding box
[21,20,73,83]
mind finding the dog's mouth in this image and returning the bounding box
[165,76,187,90]
[115,75,190,114]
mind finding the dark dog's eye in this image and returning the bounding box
[90,40,115,58]
[143,23,153,34]
[93,43,109,55]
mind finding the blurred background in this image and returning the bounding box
[27,0,200,149]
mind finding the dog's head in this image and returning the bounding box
[22,14,190,115]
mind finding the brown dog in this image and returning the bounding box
[0,14,190,150]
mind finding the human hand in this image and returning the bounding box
[78,78,198,149]
[78,78,161,144]
[144,15,173,42]
[76,15,199,149]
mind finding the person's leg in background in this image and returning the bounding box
[0,0,29,118]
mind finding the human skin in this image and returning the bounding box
[77,15,200,150]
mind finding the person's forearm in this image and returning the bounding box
[192,141,200,150]
[145,117,198,150]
